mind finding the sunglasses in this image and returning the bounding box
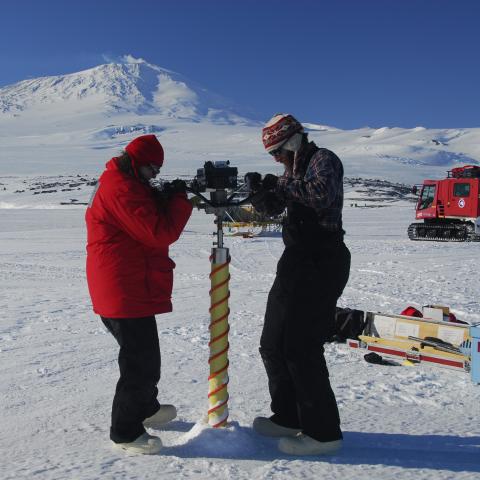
[269,147,285,157]
[149,164,161,174]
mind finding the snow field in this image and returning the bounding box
[0,205,479,479]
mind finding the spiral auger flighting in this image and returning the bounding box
[208,249,231,427]
[194,185,242,428]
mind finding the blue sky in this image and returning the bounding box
[1,0,478,129]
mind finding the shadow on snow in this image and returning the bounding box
[156,422,480,473]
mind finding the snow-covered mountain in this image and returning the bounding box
[0,56,479,184]
[0,57,255,125]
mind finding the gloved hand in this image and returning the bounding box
[244,172,262,193]
[170,179,187,193]
[156,179,187,202]
[262,174,278,191]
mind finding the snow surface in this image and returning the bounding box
[1,57,480,479]
[1,204,479,480]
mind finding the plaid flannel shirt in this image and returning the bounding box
[276,145,344,232]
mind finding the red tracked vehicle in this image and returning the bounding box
[408,165,480,242]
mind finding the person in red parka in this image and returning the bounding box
[85,134,192,454]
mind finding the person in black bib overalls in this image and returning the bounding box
[250,114,351,456]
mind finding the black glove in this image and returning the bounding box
[262,174,278,191]
[244,172,262,193]
[170,179,187,193]
[155,179,187,203]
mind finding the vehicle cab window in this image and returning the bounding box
[418,184,436,210]
[453,183,470,197]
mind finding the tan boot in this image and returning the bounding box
[279,434,342,456]
[143,404,177,429]
[113,433,162,455]
[253,416,301,437]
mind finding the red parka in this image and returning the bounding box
[85,158,193,318]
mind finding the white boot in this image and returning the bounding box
[113,433,162,455]
[278,433,342,456]
[253,416,301,437]
[143,404,177,429]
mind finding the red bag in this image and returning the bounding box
[400,306,423,318]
